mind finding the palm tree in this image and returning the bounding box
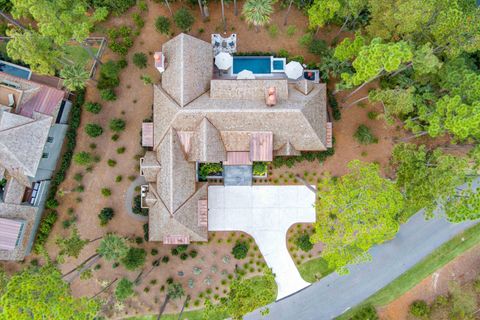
[157,282,185,320]
[242,0,274,32]
[97,233,129,261]
[60,64,90,91]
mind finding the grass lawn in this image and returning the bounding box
[298,256,334,282]
[336,222,480,320]
[63,45,99,67]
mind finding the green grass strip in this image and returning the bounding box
[336,222,480,320]
[298,257,334,283]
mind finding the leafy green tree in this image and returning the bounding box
[60,64,90,91]
[6,29,61,75]
[167,282,185,300]
[73,151,94,166]
[391,143,477,222]
[132,52,147,69]
[120,247,146,270]
[312,160,403,273]
[97,233,129,262]
[308,0,341,29]
[231,241,249,259]
[333,34,366,61]
[84,123,103,137]
[109,118,126,132]
[98,207,114,226]
[173,8,194,32]
[437,57,480,105]
[412,43,442,77]
[56,227,89,259]
[242,0,274,32]
[368,87,415,123]
[155,16,170,34]
[353,124,378,144]
[0,264,99,319]
[115,278,134,301]
[92,0,136,15]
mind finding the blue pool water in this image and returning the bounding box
[273,59,284,71]
[0,60,31,79]
[233,56,271,74]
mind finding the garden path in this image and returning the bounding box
[124,175,148,222]
[208,185,316,300]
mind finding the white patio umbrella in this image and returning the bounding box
[215,52,233,70]
[285,61,304,80]
[236,69,255,80]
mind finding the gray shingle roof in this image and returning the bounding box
[189,117,226,162]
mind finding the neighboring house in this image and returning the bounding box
[0,71,70,261]
[140,33,331,244]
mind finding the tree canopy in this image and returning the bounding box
[0,264,99,319]
[312,160,403,273]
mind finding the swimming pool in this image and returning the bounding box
[232,56,286,75]
[0,60,31,80]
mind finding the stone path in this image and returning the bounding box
[124,175,148,222]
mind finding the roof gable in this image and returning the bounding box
[189,117,226,162]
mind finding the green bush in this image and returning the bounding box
[232,241,249,259]
[299,33,313,47]
[328,90,341,121]
[354,125,378,145]
[189,250,198,258]
[286,25,296,37]
[121,247,147,270]
[290,55,305,64]
[409,300,430,318]
[109,118,126,132]
[278,49,289,58]
[162,256,169,263]
[173,8,194,32]
[348,304,379,320]
[177,244,188,253]
[34,210,58,251]
[107,159,117,167]
[73,151,94,166]
[98,207,114,226]
[116,147,126,154]
[100,88,116,101]
[268,24,279,38]
[85,102,102,114]
[101,188,111,197]
[272,147,335,168]
[171,248,179,256]
[84,123,103,137]
[308,39,328,56]
[132,195,148,216]
[155,16,171,34]
[97,60,121,90]
[180,252,188,260]
[295,232,313,252]
[143,223,149,241]
[199,163,223,180]
[108,26,134,56]
[92,0,135,15]
[132,52,147,69]
[132,13,145,29]
[45,198,59,209]
[253,162,268,176]
[151,248,158,256]
[115,278,134,301]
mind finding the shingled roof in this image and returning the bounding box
[189,117,226,162]
[161,33,213,107]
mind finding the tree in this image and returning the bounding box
[242,0,274,32]
[60,64,90,91]
[132,52,147,69]
[167,282,185,300]
[115,278,134,301]
[73,151,94,166]
[368,87,415,123]
[391,143,476,222]
[56,227,89,259]
[231,241,249,259]
[308,0,341,29]
[120,247,146,270]
[173,8,194,32]
[333,34,366,61]
[109,118,126,132]
[91,0,136,15]
[0,264,99,319]
[98,207,114,226]
[155,16,170,35]
[97,233,129,262]
[312,160,403,273]
[6,29,61,75]
[84,123,103,137]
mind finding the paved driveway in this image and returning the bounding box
[208,185,316,300]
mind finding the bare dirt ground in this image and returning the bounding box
[378,244,480,320]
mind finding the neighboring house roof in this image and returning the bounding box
[161,33,213,107]
[0,112,52,186]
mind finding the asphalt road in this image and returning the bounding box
[245,190,479,319]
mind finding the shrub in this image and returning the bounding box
[132,52,147,69]
[92,0,135,15]
[115,278,134,301]
[109,118,126,132]
[101,188,112,197]
[73,173,83,182]
[162,256,169,263]
[107,159,117,167]
[132,13,145,29]
[232,241,249,259]
[171,248,179,256]
[177,244,188,253]
[349,304,379,320]
[132,195,148,216]
[98,207,114,226]
[151,248,158,256]
[34,210,58,251]
[278,49,289,58]
[308,39,328,56]
[268,24,278,38]
[328,90,341,121]
[45,198,59,209]
[189,250,198,258]
[354,125,378,145]
[295,232,313,252]
[140,74,152,85]
[409,300,430,318]
[121,247,147,270]
[97,60,121,90]
[290,55,305,64]
[367,111,379,120]
[111,134,119,141]
[173,8,194,32]
[299,33,313,47]
[180,253,188,260]
[116,146,126,154]
[108,26,134,56]
[85,102,102,114]
[253,162,268,176]
[100,88,116,101]
[286,25,296,37]
[115,175,123,182]
[84,123,103,137]
[155,16,171,34]
[199,162,223,180]
[73,151,93,166]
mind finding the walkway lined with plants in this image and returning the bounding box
[245,181,480,320]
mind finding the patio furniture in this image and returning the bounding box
[211,33,237,55]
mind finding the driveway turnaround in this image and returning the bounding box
[208,185,316,300]
[244,180,480,320]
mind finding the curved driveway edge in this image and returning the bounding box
[208,185,316,300]
[245,180,480,320]
[124,175,148,222]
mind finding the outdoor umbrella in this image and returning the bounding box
[215,52,233,70]
[285,61,304,80]
[236,69,255,79]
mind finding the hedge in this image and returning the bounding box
[272,145,335,169]
[34,89,85,252]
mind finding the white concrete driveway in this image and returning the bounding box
[208,185,316,300]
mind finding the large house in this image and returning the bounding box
[0,70,70,260]
[140,33,331,244]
